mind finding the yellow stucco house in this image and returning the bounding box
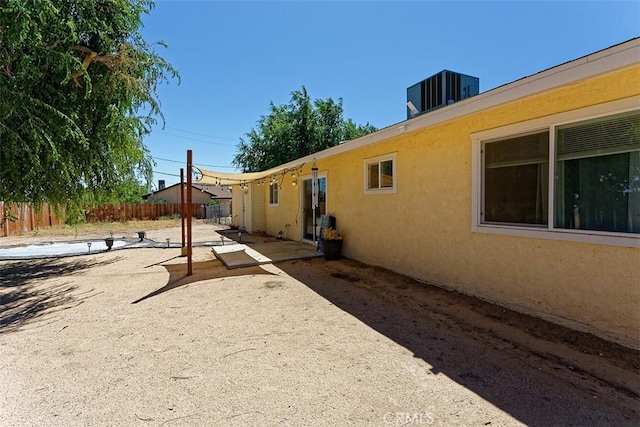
[199,39,640,349]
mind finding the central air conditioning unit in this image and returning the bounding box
[407,70,479,119]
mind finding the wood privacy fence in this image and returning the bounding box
[0,202,63,237]
[84,203,205,222]
[0,202,207,237]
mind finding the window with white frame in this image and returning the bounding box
[554,112,639,233]
[269,182,279,205]
[483,131,549,226]
[479,109,639,239]
[365,153,396,193]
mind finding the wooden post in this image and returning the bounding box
[30,204,35,233]
[186,151,193,276]
[180,168,186,255]
[1,202,8,237]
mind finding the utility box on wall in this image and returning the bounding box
[407,70,479,119]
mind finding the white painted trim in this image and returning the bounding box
[547,125,557,231]
[363,152,397,194]
[475,224,640,248]
[471,138,481,233]
[470,97,640,248]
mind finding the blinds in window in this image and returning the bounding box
[557,111,640,160]
[484,132,549,168]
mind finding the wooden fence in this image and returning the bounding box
[84,203,205,222]
[1,202,63,237]
[0,202,206,237]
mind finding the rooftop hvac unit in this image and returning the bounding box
[407,70,479,119]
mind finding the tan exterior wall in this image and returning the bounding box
[231,184,265,232]
[250,183,266,233]
[231,186,245,228]
[265,65,640,348]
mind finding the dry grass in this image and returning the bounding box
[27,218,186,238]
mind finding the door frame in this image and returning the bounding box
[300,171,328,244]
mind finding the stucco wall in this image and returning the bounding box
[231,187,243,227]
[265,65,640,349]
[250,183,266,233]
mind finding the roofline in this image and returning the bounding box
[254,38,639,176]
[143,182,227,198]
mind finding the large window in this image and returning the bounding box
[477,108,639,243]
[365,153,396,193]
[555,112,640,233]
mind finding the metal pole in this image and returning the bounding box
[180,168,185,252]
[186,150,193,276]
[312,167,318,243]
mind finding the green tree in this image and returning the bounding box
[0,0,177,216]
[233,86,376,172]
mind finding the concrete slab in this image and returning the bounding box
[212,240,321,269]
[250,241,322,262]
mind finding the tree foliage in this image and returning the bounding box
[233,86,377,172]
[0,0,178,214]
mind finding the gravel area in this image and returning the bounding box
[1,224,638,426]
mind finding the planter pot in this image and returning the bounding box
[322,239,343,261]
[104,237,114,251]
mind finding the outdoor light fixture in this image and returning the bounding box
[87,242,92,254]
[407,101,419,117]
[166,238,170,248]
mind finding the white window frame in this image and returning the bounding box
[364,153,397,194]
[268,182,279,206]
[471,97,640,248]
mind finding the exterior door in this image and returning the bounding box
[302,175,326,242]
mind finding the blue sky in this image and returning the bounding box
[141,1,639,187]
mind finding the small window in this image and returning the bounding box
[365,154,396,193]
[269,183,279,205]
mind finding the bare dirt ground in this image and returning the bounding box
[1,221,638,426]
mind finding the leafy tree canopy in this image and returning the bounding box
[233,86,377,172]
[0,0,178,216]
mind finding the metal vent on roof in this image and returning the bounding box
[407,70,479,119]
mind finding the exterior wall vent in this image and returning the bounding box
[407,70,479,119]
[158,180,166,190]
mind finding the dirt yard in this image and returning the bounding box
[1,222,638,426]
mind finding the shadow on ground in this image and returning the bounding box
[132,259,272,304]
[0,258,116,333]
[1,257,120,288]
[277,257,639,426]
